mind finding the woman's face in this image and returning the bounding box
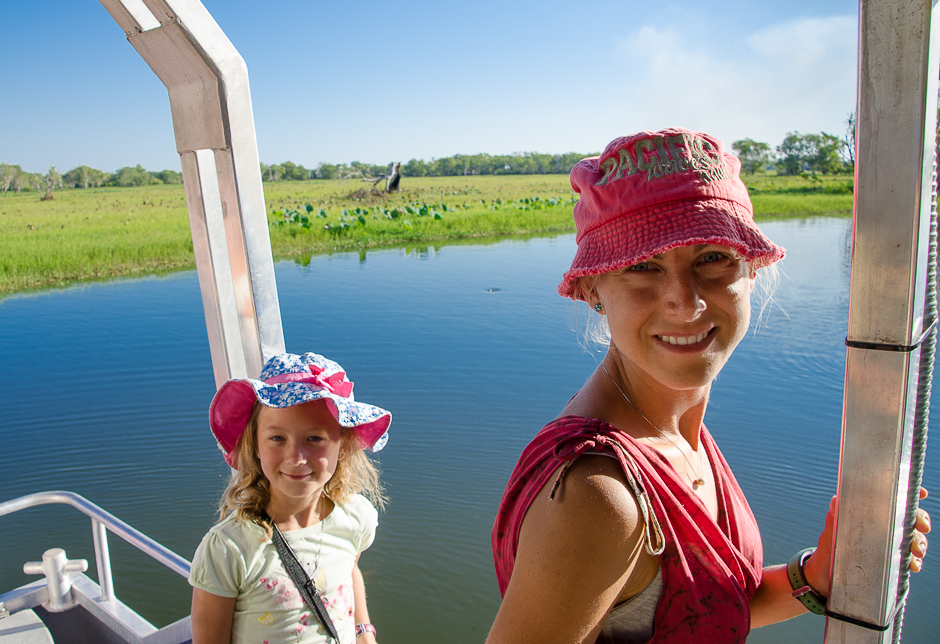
[593,244,755,392]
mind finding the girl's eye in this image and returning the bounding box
[268,435,285,442]
[307,435,324,443]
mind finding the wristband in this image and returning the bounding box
[356,623,377,638]
[787,547,827,615]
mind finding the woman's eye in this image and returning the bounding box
[701,252,727,264]
[627,262,650,272]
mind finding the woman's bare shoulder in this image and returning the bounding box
[488,455,653,644]
[526,454,643,544]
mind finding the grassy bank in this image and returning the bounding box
[0,173,852,295]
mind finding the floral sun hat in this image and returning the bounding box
[209,352,391,467]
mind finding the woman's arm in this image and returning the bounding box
[352,555,377,644]
[486,456,657,644]
[749,496,836,627]
[751,491,931,628]
[191,588,236,644]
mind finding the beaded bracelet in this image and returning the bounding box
[787,547,827,615]
[355,623,377,638]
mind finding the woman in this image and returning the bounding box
[487,128,931,643]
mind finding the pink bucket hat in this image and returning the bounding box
[558,127,785,300]
[209,352,391,468]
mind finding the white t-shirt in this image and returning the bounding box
[190,494,378,644]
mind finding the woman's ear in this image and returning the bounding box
[577,275,601,308]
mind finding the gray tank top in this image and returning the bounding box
[596,567,663,644]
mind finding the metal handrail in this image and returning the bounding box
[0,491,191,602]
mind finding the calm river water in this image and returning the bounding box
[1,216,938,643]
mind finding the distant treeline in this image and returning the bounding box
[261,128,856,183]
[0,163,181,195]
[733,128,855,176]
[0,126,856,197]
[260,151,591,182]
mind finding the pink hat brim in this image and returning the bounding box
[209,380,391,468]
[558,197,785,300]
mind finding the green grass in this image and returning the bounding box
[265,174,577,260]
[0,184,194,294]
[0,173,852,295]
[743,172,854,215]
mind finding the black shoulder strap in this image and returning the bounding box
[265,516,341,643]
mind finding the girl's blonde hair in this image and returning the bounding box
[218,402,386,538]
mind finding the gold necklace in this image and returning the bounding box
[602,363,706,490]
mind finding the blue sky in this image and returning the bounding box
[1,0,860,174]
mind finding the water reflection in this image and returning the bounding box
[0,217,936,644]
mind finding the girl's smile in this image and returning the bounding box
[256,400,344,515]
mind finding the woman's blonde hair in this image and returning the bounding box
[218,402,387,538]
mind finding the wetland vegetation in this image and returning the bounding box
[0,173,853,296]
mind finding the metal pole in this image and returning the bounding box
[97,0,286,385]
[92,518,115,602]
[825,1,940,642]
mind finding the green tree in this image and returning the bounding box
[42,166,61,200]
[63,166,84,188]
[347,161,374,179]
[402,159,428,177]
[261,163,282,181]
[12,170,30,193]
[732,139,772,174]
[109,164,153,187]
[316,163,338,179]
[26,172,44,192]
[0,163,21,192]
[777,132,813,175]
[154,169,182,184]
[777,131,849,175]
[810,133,845,174]
[279,161,309,181]
[64,165,107,189]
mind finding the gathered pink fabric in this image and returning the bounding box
[265,366,354,397]
[492,416,763,643]
[557,128,785,301]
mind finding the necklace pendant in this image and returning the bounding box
[692,477,705,490]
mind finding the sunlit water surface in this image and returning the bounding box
[1,216,937,643]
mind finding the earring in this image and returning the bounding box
[339,451,347,460]
[593,302,603,312]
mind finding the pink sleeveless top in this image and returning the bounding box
[492,416,763,643]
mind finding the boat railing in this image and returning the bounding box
[0,490,190,604]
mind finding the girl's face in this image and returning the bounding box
[256,400,344,508]
[593,244,755,392]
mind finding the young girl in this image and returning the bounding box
[190,352,391,644]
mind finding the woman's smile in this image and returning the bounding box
[592,244,754,391]
[656,327,716,347]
